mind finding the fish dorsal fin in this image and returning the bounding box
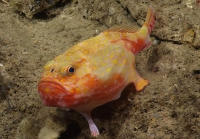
[104,25,140,33]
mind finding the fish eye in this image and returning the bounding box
[50,68,55,73]
[66,66,75,75]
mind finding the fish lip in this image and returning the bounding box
[38,79,68,106]
[38,78,76,96]
[38,78,66,90]
[38,78,76,107]
[38,79,66,96]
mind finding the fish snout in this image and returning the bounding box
[38,80,75,107]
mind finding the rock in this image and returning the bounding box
[0,63,11,97]
[16,109,68,139]
[15,117,39,139]
[182,29,195,43]
[38,116,67,139]
[11,0,60,18]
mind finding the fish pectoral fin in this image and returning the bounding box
[132,71,149,91]
[81,112,99,137]
[134,78,148,91]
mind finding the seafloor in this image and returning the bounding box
[0,0,200,139]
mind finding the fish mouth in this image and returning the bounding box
[38,79,75,107]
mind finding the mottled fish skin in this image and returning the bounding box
[38,7,155,137]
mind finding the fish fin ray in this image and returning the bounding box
[144,6,155,33]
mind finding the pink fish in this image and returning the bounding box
[38,7,155,137]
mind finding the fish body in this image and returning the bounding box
[38,7,155,137]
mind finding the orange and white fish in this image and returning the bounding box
[38,7,155,137]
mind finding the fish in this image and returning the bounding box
[38,7,155,137]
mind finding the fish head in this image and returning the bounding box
[38,53,98,108]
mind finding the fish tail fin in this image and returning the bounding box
[144,6,155,34]
[102,6,155,54]
[133,6,155,54]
